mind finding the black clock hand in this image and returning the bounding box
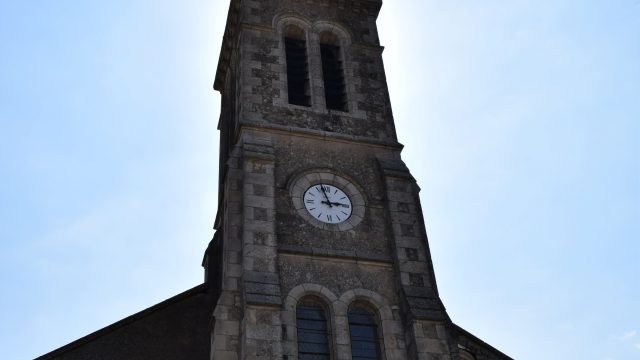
[319,184,333,207]
[321,201,349,208]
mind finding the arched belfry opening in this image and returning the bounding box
[284,24,311,107]
[319,31,347,111]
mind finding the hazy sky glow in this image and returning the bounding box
[1,1,638,359]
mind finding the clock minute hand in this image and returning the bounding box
[319,184,333,207]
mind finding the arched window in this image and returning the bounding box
[284,25,311,107]
[319,31,347,111]
[297,298,331,359]
[348,304,382,360]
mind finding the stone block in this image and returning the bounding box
[401,261,428,274]
[244,172,274,185]
[245,271,280,285]
[223,277,239,291]
[244,244,277,260]
[252,207,269,221]
[227,263,243,278]
[245,324,282,341]
[400,223,416,237]
[245,293,282,306]
[252,183,268,196]
[244,282,281,296]
[405,247,419,261]
[396,202,411,213]
[215,320,240,336]
[213,350,239,360]
[415,338,449,354]
[245,195,275,209]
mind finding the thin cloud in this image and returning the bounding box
[620,330,638,341]
[613,330,640,352]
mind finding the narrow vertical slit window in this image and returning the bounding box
[297,300,331,359]
[284,29,311,107]
[320,40,347,111]
[348,305,381,360]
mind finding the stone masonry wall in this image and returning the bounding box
[273,133,398,259]
[234,0,397,143]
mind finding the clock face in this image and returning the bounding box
[303,183,352,224]
[289,171,364,230]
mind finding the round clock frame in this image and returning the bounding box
[289,170,366,231]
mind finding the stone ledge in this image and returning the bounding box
[244,271,280,285]
[411,309,448,321]
[239,123,404,150]
[406,297,443,310]
[278,244,392,263]
[245,293,282,306]
[403,286,438,298]
[244,282,281,297]
[378,158,415,180]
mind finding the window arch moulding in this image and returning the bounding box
[313,22,354,114]
[297,296,333,359]
[282,284,340,360]
[339,288,406,360]
[274,14,315,109]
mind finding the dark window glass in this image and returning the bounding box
[297,303,330,360]
[320,43,347,111]
[285,37,311,107]
[348,306,381,360]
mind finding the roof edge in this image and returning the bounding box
[36,283,209,359]
[451,323,513,360]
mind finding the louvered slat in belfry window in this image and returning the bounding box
[348,306,381,360]
[285,37,311,107]
[320,44,348,111]
[297,304,330,359]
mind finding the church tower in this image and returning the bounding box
[204,1,511,360]
[36,1,512,359]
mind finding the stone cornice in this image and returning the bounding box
[239,122,404,150]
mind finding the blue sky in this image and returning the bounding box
[0,1,638,359]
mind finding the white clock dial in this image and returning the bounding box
[303,183,352,224]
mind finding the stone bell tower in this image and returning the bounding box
[204,1,512,360]
[34,1,512,359]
